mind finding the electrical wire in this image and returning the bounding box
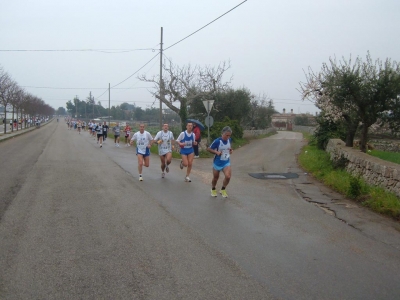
[0,48,156,53]
[110,52,160,89]
[164,0,248,51]
[20,86,149,90]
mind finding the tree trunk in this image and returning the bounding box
[16,109,19,131]
[359,124,369,153]
[179,99,188,131]
[12,107,14,132]
[345,122,358,147]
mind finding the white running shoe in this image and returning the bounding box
[185,176,191,182]
[165,166,169,173]
[194,155,199,158]
[162,172,165,178]
[117,144,120,147]
[100,144,102,148]
[139,176,143,181]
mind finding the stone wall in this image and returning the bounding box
[292,125,316,134]
[369,139,400,153]
[326,139,400,197]
[242,128,276,138]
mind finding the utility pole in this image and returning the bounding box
[159,27,163,128]
[108,83,111,126]
[75,95,78,118]
[90,91,94,118]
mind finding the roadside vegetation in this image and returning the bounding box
[298,135,400,220]
[367,150,400,165]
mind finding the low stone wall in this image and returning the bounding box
[370,139,400,153]
[292,125,316,134]
[242,128,276,138]
[326,139,400,197]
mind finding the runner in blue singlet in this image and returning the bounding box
[207,126,233,198]
[176,122,197,182]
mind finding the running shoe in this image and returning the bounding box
[165,165,169,173]
[194,155,199,158]
[162,172,165,178]
[139,176,143,181]
[185,176,191,182]
[100,144,102,148]
[219,190,228,198]
[211,189,217,197]
[180,160,183,169]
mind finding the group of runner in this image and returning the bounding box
[125,121,233,198]
[74,119,233,197]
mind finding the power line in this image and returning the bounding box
[110,52,160,89]
[0,48,157,53]
[20,86,150,90]
[164,0,248,51]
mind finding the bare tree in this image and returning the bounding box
[0,68,12,131]
[138,60,232,127]
[0,70,19,133]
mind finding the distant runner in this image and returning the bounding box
[95,122,103,148]
[113,122,121,147]
[124,123,131,146]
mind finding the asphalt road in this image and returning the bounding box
[0,120,399,300]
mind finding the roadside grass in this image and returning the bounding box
[368,149,400,165]
[298,138,400,220]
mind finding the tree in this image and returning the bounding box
[0,68,17,133]
[245,95,276,129]
[187,87,255,127]
[379,97,400,135]
[56,107,66,115]
[294,115,310,126]
[300,53,400,152]
[65,100,75,116]
[139,60,232,130]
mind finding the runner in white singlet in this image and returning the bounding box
[153,123,175,178]
[130,123,154,181]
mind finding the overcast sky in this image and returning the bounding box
[1,0,400,115]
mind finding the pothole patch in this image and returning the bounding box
[249,173,299,179]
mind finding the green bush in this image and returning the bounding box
[347,176,362,199]
[313,114,346,150]
[209,117,243,143]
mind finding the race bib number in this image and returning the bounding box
[137,141,146,150]
[221,149,230,161]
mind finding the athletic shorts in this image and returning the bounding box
[213,162,230,171]
[180,148,194,155]
[136,148,150,157]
